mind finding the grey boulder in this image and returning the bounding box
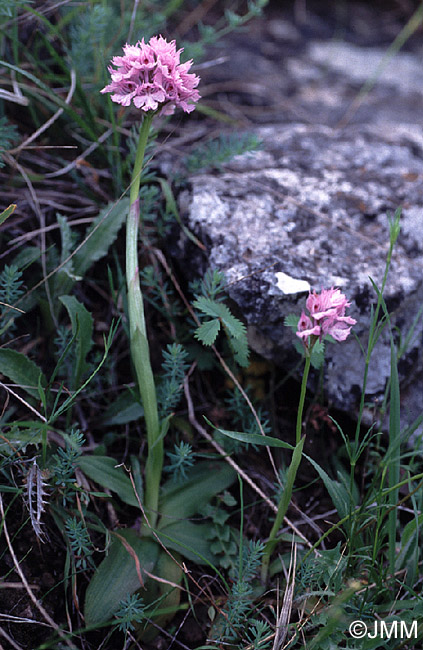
[175,123,423,435]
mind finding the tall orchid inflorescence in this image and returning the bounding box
[296,287,356,354]
[101,35,200,115]
[101,35,199,532]
[262,287,356,582]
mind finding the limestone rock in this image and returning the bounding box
[175,123,423,434]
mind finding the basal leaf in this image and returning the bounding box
[138,547,183,643]
[100,388,143,426]
[85,529,159,626]
[159,461,236,522]
[0,348,47,399]
[77,455,140,507]
[157,520,220,565]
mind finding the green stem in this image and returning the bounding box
[296,354,311,445]
[261,354,310,582]
[126,113,161,531]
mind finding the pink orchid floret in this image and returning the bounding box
[296,287,356,352]
[101,35,200,115]
[296,311,321,341]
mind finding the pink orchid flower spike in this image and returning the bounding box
[101,35,200,115]
[297,287,356,353]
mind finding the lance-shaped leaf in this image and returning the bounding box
[77,455,141,508]
[159,460,236,522]
[85,529,159,626]
[204,417,294,450]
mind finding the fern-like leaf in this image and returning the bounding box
[193,297,246,340]
[228,332,250,367]
[194,319,220,346]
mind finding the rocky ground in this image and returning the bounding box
[170,0,423,436]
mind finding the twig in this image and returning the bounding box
[273,542,296,650]
[0,382,46,422]
[9,70,76,155]
[44,128,113,179]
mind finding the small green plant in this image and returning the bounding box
[202,492,238,570]
[50,429,85,506]
[65,516,95,571]
[114,593,146,635]
[211,539,266,642]
[157,343,190,420]
[193,272,250,367]
[164,441,195,482]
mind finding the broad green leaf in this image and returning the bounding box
[100,389,143,426]
[0,348,47,399]
[194,319,220,346]
[304,454,349,520]
[0,425,43,454]
[159,461,236,522]
[59,295,93,387]
[139,547,183,643]
[77,455,140,508]
[157,520,220,565]
[204,417,294,450]
[85,529,158,626]
[0,203,16,225]
[73,199,129,279]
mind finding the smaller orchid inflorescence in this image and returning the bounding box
[101,35,200,115]
[296,287,356,353]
